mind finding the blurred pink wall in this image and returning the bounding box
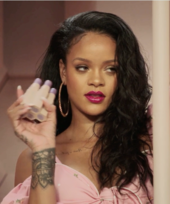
[0,1,3,69]
[0,1,8,92]
[64,1,96,19]
[3,1,64,78]
[0,2,65,200]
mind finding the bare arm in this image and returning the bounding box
[14,147,56,204]
[28,147,56,204]
[14,147,32,186]
[7,81,57,204]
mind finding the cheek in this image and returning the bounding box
[68,74,79,87]
[66,72,85,96]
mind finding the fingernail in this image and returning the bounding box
[17,85,22,89]
[50,88,57,95]
[44,80,52,87]
[34,78,42,85]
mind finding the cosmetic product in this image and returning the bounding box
[21,78,42,120]
[21,78,42,105]
[36,88,57,122]
[31,80,52,113]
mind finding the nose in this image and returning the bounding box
[88,69,105,87]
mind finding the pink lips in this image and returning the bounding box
[84,91,105,103]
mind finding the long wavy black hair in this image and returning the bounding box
[35,11,153,198]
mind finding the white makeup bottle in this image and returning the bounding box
[31,80,52,113]
[21,78,42,120]
[36,88,57,122]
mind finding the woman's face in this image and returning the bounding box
[59,32,118,118]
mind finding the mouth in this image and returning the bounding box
[86,94,104,97]
[85,91,105,97]
[85,94,105,103]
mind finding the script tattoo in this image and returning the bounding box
[56,148,83,155]
[14,130,28,144]
[31,148,55,189]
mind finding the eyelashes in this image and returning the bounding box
[75,66,88,71]
[107,67,118,73]
[75,66,118,73]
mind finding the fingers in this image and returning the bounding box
[17,85,24,99]
[41,97,57,123]
[7,100,31,128]
[7,104,31,122]
[7,81,57,126]
[7,95,24,113]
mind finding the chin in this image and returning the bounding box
[84,107,107,117]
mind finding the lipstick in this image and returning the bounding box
[84,91,105,103]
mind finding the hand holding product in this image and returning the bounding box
[6,78,57,152]
[21,78,57,122]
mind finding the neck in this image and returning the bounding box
[64,110,103,143]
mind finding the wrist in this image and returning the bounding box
[32,145,56,153]
[32,147,56,159]
[31,148,56,189]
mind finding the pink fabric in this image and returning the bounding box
[1,105,153,204]
[0,154,153,204]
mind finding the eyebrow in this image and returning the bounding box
[72,57,117,63]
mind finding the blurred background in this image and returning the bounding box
[0,1,155,200]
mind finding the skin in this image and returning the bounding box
[55,32,118,192]
[58,32,118,143]
[14,32,152,194]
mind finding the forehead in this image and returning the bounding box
[67,32,117,61]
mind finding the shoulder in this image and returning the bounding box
[14,147,32,187]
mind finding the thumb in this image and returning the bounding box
[41,97,57,123]
[17,85,24,99]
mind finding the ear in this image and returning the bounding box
[59,59,67,85]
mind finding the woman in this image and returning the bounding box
[1,11,153,204]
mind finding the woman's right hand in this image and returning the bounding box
[6,83,57,152]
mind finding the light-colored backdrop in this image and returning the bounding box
[0,1,155,201]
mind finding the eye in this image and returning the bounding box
[106,66,118,73]
[75,66,88,71]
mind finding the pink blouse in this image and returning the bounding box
[1,105,153,204]
[1,153,153,204]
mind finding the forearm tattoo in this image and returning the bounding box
[31,148,55,189]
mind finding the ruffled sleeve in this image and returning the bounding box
[0,176,31,204]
